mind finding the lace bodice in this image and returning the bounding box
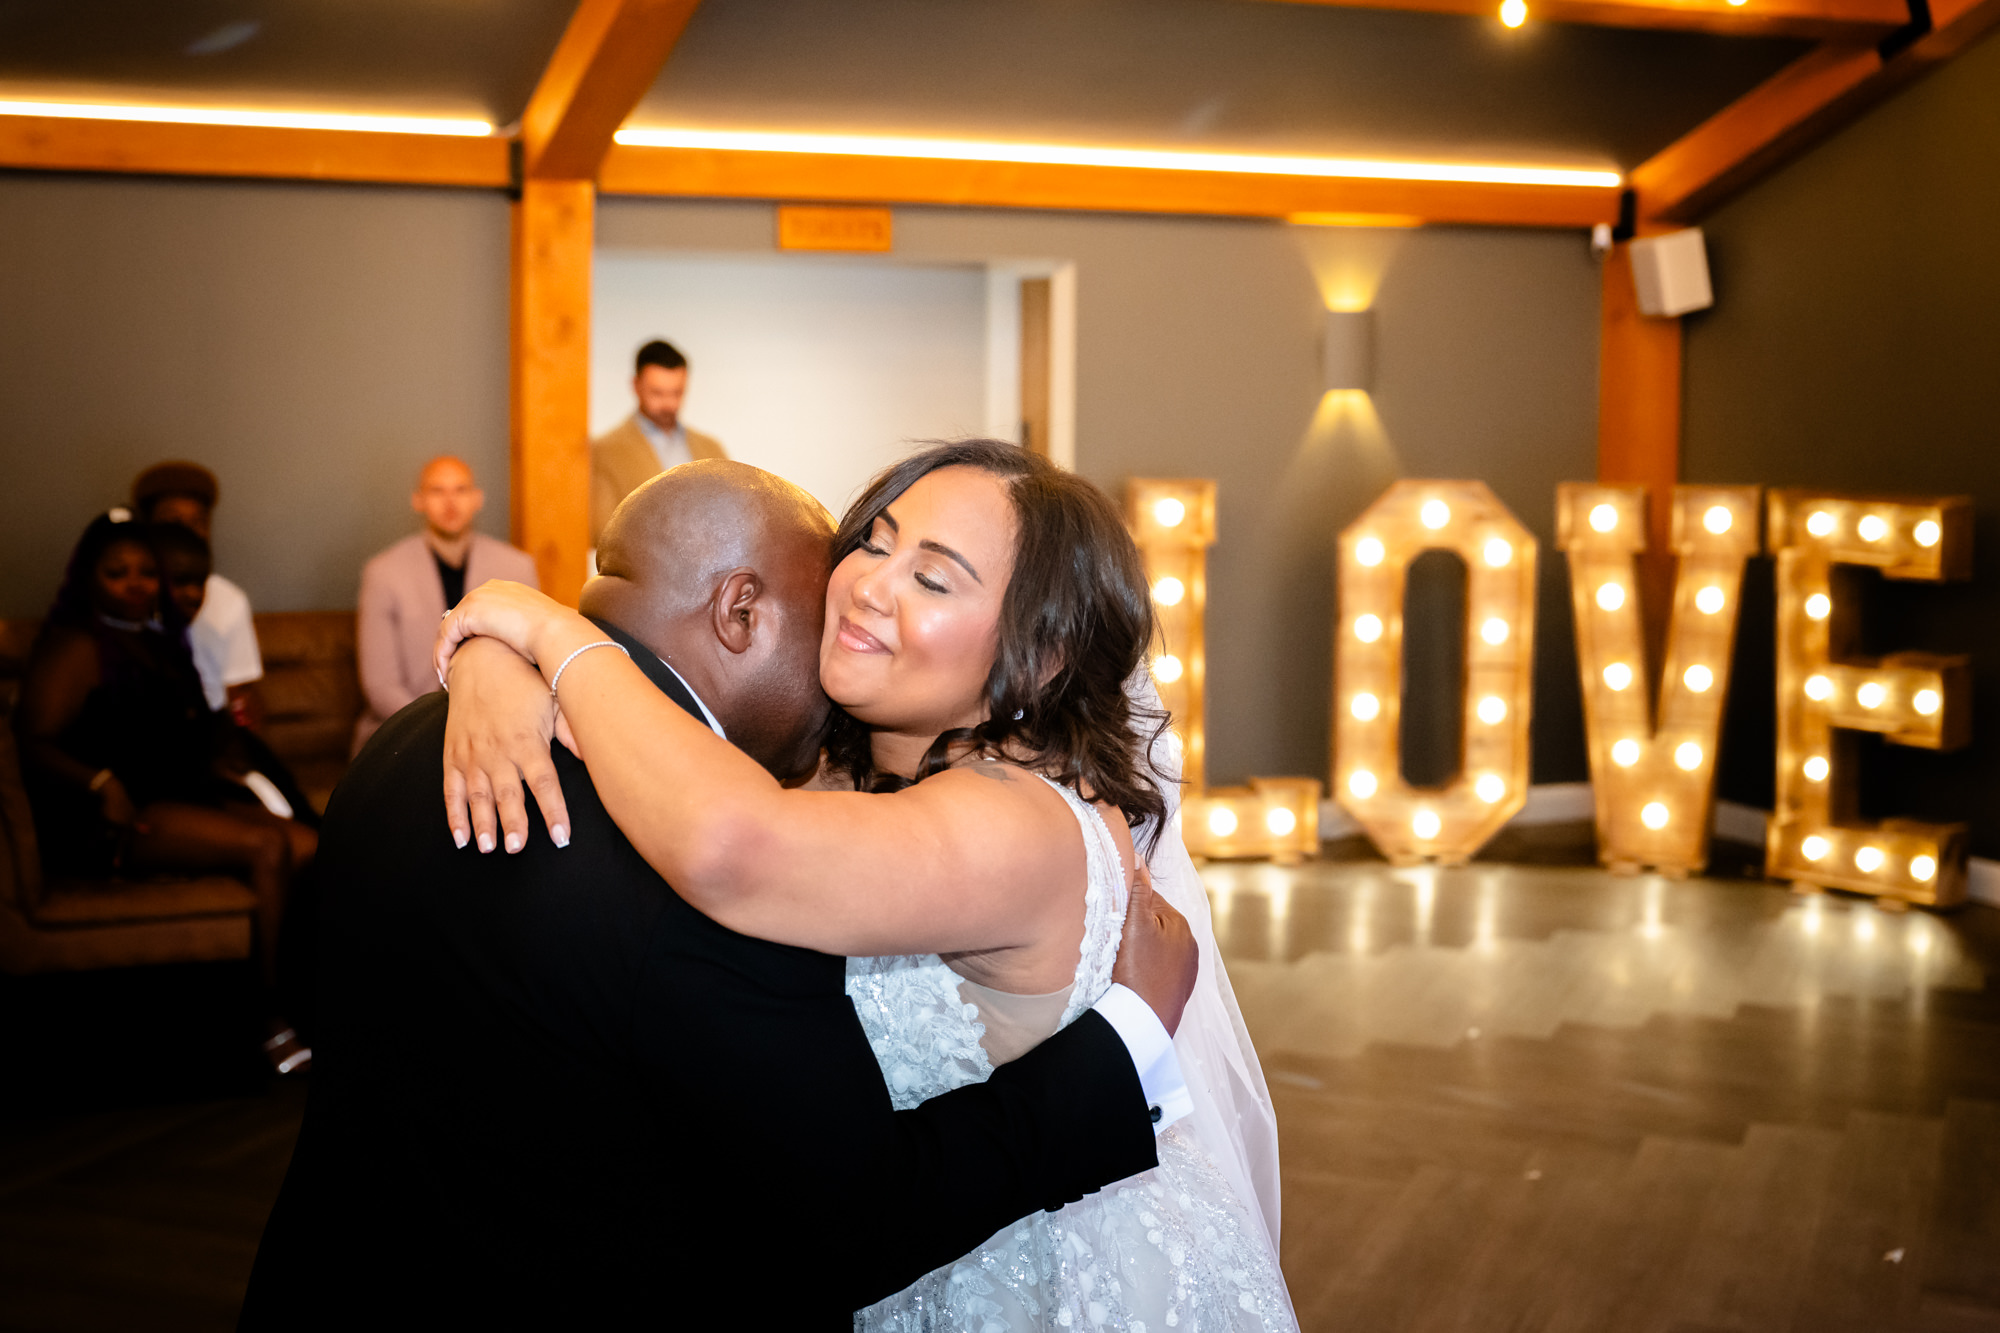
[845,774,1129,1110]
[846,773,1297,1331]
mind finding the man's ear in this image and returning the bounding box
[470,486,486,517]
[711,568,761,655]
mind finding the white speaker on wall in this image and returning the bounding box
[1629,227,1714,318]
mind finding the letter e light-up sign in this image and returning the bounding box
[1767,491,1973,906]
[1128,479,1217,791]
[1558,483,1759,876]
[1333,481,1537,865]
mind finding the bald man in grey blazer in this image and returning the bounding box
[352,457,537,755]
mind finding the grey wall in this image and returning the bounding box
[1682,26,2000,855]
[0,173,1601,790]
[602,200,1602,787]
[0,172,511,616]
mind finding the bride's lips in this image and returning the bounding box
[835,616,890,655]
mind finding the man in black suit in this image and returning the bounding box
[239,462,1196,1328]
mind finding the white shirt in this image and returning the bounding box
[190,573,262,712]
[658,656,727,740]
[634,415,693,473]
[670,656,1190,1134]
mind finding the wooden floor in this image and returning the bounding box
[2,831,1998,1330]
[1206,840,2000,1333]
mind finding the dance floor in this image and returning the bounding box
[3,832,1999,1331]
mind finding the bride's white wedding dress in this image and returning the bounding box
[847,769,1298,1332]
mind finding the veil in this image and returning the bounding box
[1127,668,1285,1253]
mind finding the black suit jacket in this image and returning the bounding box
[239,620,1158,1329]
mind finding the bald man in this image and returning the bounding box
[352,457,538,754]
[241,462,1191,1327]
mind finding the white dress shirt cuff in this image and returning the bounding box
[1092,983,1192,1135]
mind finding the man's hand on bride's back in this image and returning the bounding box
[442,636,575,855]
[1112,866,1198,1036]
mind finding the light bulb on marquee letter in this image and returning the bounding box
[1766,490,1973,906]
[1127,480,1216,790]
[1333,480,1536,865]
[1135,480,1324,864]
[1557,483,1760,876]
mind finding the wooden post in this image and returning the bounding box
[1019,277,1052,456]
[1596,240,1683,669]
[503,0,703,604]
[510,178,594,606]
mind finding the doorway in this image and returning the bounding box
[592,252,1076,516]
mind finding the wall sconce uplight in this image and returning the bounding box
[1323,309,1375,394]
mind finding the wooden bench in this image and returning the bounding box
[0,612,360,975]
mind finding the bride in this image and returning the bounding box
[437,440,1296,1331]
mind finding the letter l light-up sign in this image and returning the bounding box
[1128,479,1217,791]
[1333,480,1537,865]
[1558,483,1759,876]
[1767,491,1973,906]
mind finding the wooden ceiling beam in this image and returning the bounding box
[520,0,701,180]
[1264,0,1905,42]
[1634,0,2000,221]
[0,114,509,187]
[596,145,1624,228]
[1631,42,1880,221]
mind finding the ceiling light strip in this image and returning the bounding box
[614,127,1620,189]
[0,100,493,138]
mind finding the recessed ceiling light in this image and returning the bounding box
[611,128,1622,190]
[0,99,492,137]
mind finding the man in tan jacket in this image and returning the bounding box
[590,339,726,548]
[353,456,538,754]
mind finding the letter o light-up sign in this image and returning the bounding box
[1333,480,1537,864]
[1767,491,1973,906]
[1558,484,1759,876]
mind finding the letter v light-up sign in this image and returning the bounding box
[1333,480,1537,865]
[1767,491,1973,906]
[1558,484,1759,876]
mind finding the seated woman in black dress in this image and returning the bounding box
[12,512,315,1073]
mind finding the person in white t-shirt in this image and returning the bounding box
[131,461,266,727]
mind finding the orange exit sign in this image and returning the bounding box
[776,205,894,252]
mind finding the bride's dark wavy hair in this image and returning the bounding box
[823,439,1171,852]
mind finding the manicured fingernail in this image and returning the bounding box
[505,832,523,853]
[477,832,494,853]
[452,827,468,850]
[551,825,569,849]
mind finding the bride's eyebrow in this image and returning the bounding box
[879,507,982,583]
[918,539,982,584]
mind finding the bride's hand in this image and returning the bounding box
[432,580,581,686]
[443,636,576,854]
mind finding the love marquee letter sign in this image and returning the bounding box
[1331,480,1538,866]
[1319,480,1974,901]
[1558,482,1759,877]
[1763,490,1973,906]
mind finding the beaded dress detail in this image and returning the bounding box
[848,777,1297,1333]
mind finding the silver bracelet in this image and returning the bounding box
[547,640,630,697]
